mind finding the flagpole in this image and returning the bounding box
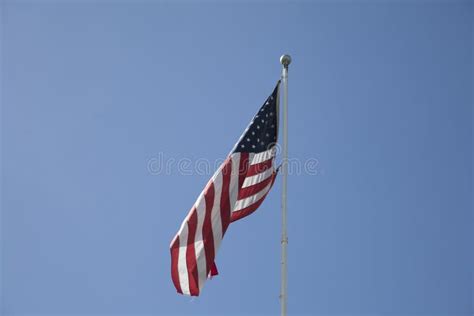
[279,54,291,316]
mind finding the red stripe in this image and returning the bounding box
[237,172,274,200]
[210,261,219,276]
[230,172,277,222]
[185,209,199,296]
[246,159,273,177]
[231,194,266,222]
[220,158,232,235]
[202,183,215,277]
[170,236,182,294]
[238,153,249,187]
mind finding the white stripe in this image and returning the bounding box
[251,148,276,165]
[229,153,240,213]
[233,179,273,211]
[177,223,190,295]
[248,153,255,166]
[242,166,274,188]
[194,196,207,291]
[210,171,223,255]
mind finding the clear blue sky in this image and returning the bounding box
[1,1,472,315]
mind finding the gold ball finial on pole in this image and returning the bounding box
[280,54,292,68]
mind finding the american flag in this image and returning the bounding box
[170,82,280,296]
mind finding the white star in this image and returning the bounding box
[252,131,255,135]
[271,124,275,128]
[261,141,264,145]
[252,145,256,149]
[257,125,260,129]
[241,144,245,148]
[266,133,269,137]
[257,138,260,142]
[261,119,265,123]
[247,138,250,142]
[269,112,273,116]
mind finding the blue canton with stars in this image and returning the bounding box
[233,82,279,153]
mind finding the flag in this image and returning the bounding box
[170,82,280,296]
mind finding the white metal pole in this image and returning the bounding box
[279,54,291,316]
